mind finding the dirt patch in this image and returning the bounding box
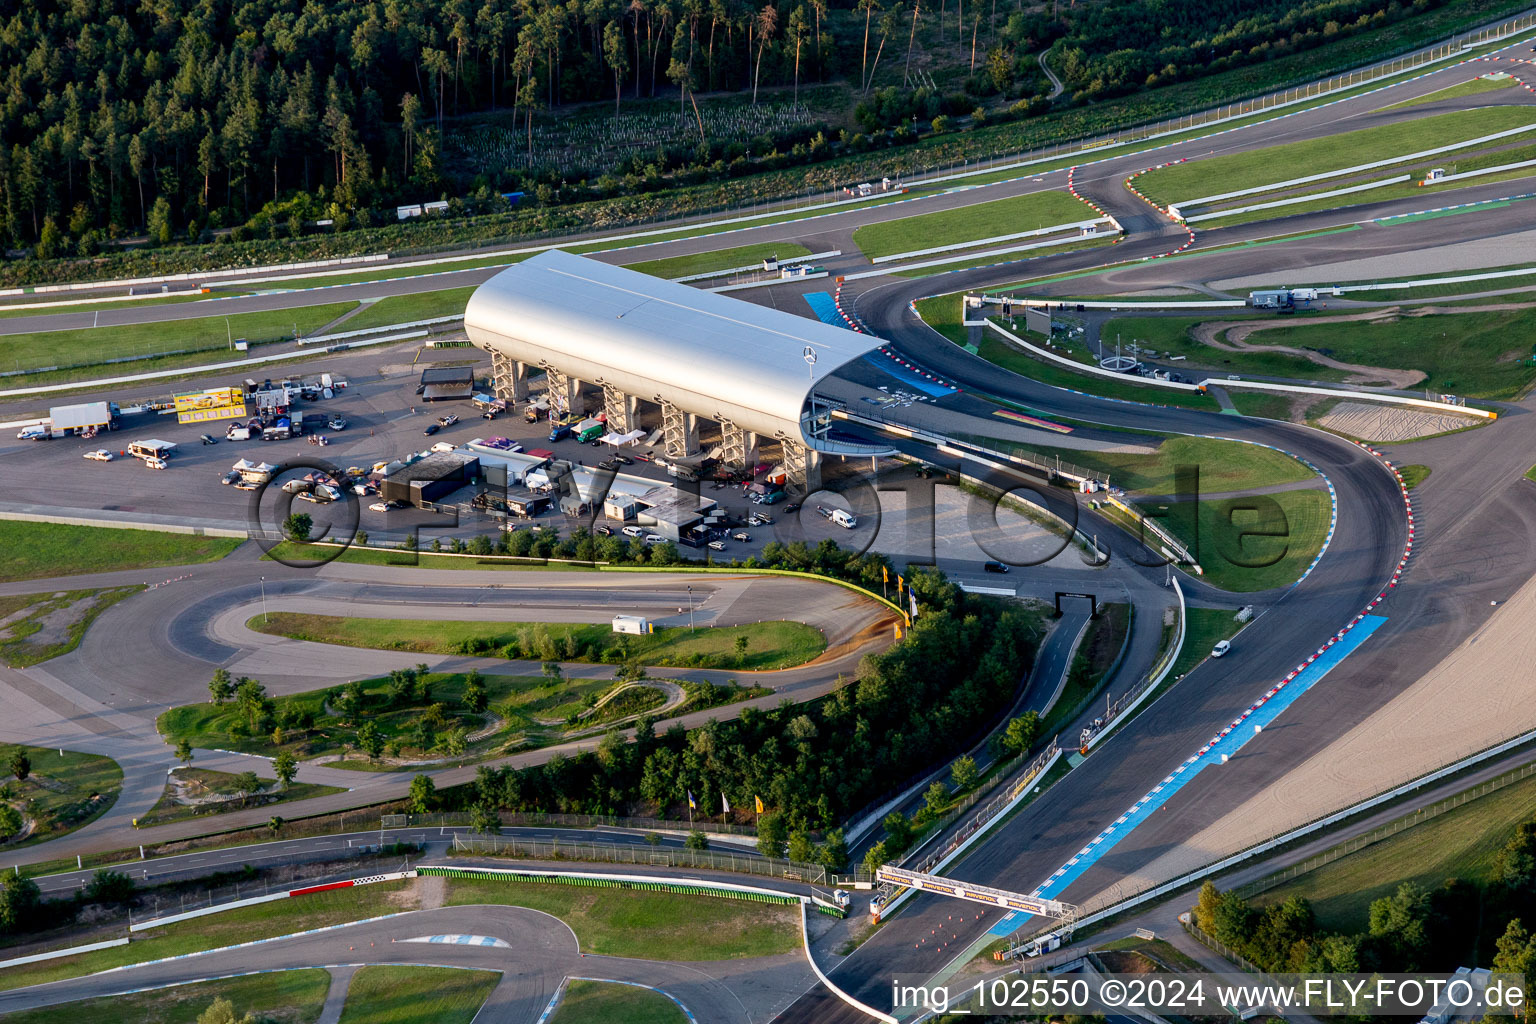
[417,873,447,910]
[386,879,424,910]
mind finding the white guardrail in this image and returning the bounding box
[978,311,1496,419]
[871,220,1110,264]
[1182,174,1411,223]
[0,254,390,298]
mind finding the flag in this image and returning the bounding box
[882,565,888,583]
[754,795,765,814]
[897,574,905,595]
[687,790,696,810]
[722,792,731,813]
[910,592,919,619]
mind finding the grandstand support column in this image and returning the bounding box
[490,351,528,405]
[719,419,748,469]
[543,366,581,417]
[661,401,700,459]
[781,439,821,492]
[603,385,639,433]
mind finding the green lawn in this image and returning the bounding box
[0,968,331,1024]
[337,966,498,1024]
[890,235,1116,277]
[1106,307,1536,399]
[0,291,217,320]
[249,613,827,671]
[552,979,686,1024]
[0,881,413,992]
[134,766,346,828]
[340,287,476,332]
[1378,74,1516,111]
[1137,107,1536,207]
[1226,391,1297,420]
[0,520,242,583]
[962,432,1314,496]
[0,586,141,667]
[1255,770,1536,933]
[445,876,800,960]
[1397,464,1431,489]
[1148,487,1333,592]
[1169,607,1246,680]
[0,301,356,375]
[852,190,1089,260]
[159,669,604,761]
[624,241,811,279]
[0,743,121,850]
[972,329,1221,412]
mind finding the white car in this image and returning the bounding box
[708,540,727,551]
[143,456,168,470]
[621,525,644,538]
[1211,640,1232,658]
[368,501,391,513]
[643,534,665,545]
[83,449,114,462]
[327,417,347,431]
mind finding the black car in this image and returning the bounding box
[783,503,800,513]
[983,561,1011,574]
[423,423,440,436]
[595,525,614,536]
[598,459,620,471]
[612,455,633,465]
[200,434,218,445]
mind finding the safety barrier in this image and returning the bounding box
[418,864,801,906]
[129,870,415,932]
[296,314,462,346]
[1083,577,1186,752]
[0,937,129,970]
[870,220,1110,264]
[801,903,899,1023]
[1181,174,1412,223]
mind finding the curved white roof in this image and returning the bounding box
[463,250,880,444]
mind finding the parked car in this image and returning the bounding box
[423,423,441,436]
[782,503,800,514]
[708,540,727,551]
[983,561,1010,574]
[327,417,347,431]
[221,470,241,485]
[143,456,168,470]
[621,525,645,538]
[83,449,114,462]
[612,454,633,465]
[595,525,614,536]
[732,531,751,542]
[598,458,620,471]
[234,480,259,491]
[643,534,665,545]
[368,501,392,512]
[199,433,218,445]
[1211,640,1232,658]
[437,414,459,426]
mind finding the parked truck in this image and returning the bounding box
[574,417,605,443]
[49,401,119,437]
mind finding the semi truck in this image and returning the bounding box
[49,401,119,437]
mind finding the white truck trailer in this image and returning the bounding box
[49,401,118,436]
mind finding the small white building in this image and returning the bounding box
[612,615,653,635]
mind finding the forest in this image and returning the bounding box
[0,0,1494,261]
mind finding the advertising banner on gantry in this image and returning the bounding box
[174,387,247,425]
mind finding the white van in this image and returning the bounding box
[830,509,857,529]
[621,525,645,538]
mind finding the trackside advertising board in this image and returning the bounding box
[174,386,247,425]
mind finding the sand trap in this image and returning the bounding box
[1109,567,1536,897]
[1318,401,1480,442]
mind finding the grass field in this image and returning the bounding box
[261,541,601,572]
[964,432,1314,496]
[0,301,356,376]
[852,190,1088,260]
[445,876,799,960]
[1255,771,1536,932]
[551,979,686,1024]
[340,287,476,332]
[134,766,346,828]
[1137,107,1536,207]
[0,586,142,667]
[1379,74,1516,111]
[1149,488,1332,592]
[1106,308,1536,399]
[0,968,331,1024]
[972,329,1222,411]
[0,291,217,320]
[0,881,412,992]
[249,613,826,671]
[624,241,812,279]
[1397,464,1432,489]
[336,966,498,1024]
[890,235,1116,277]
[1227,391,1298,420]
[1168,607,1247,680]
[0,520,241,583]
[0,743,121,850]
